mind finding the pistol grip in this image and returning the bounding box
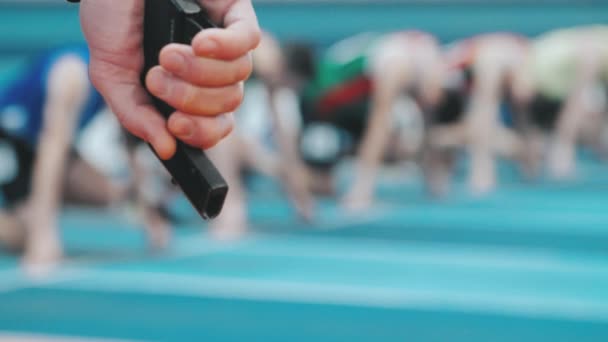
[142,0,228,219]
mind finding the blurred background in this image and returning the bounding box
[1,0,608,341]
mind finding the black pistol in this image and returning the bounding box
[142,0,228,220]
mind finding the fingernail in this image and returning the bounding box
[165,51,185,73]
[173,117,194,139]
[196,38,219,57]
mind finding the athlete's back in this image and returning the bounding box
[0,45,104,145]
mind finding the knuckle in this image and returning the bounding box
[178,83,197,112]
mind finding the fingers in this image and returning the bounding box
[89,61,177,160]
[113,95,177,160]
[146,67,244,116]
[159,44,252,87]
[143,0,259,152]
[168,112,234,149]
[194,0,261,60]
[148,0,260,118]
[87,0,260,158]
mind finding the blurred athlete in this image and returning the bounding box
[207,32,314,239]
[432,33,532,194]
[288,31,444,210]
[518,26,608,179]
[0,45,169,270]
[343,31,445,209]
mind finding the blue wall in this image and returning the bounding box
[256,2,608,46]
[0,1,606,80]
[0,2,607,55]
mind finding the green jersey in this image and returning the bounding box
[303,32,381,104]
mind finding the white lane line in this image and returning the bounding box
[313,206,396,231]
[51,268,608,323]
[298,203,608,236]
[0,269,84,294]
[0,269,26,292]
[162,234,255,259]
[0,333,137,342]
[229,233,608,275]
[0,237,248,294]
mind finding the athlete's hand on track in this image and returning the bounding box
[79,0,261,159]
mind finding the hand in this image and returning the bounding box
[79,0,261,159]
[281,165,315,222]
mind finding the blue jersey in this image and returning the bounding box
[0,45,105,145]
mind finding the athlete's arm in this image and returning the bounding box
[267,87,315,221]
[78,0,261,159]
[343,39,410,210]
[548,41,603,178]
[25,56,89,262]
[252,33,314,220]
